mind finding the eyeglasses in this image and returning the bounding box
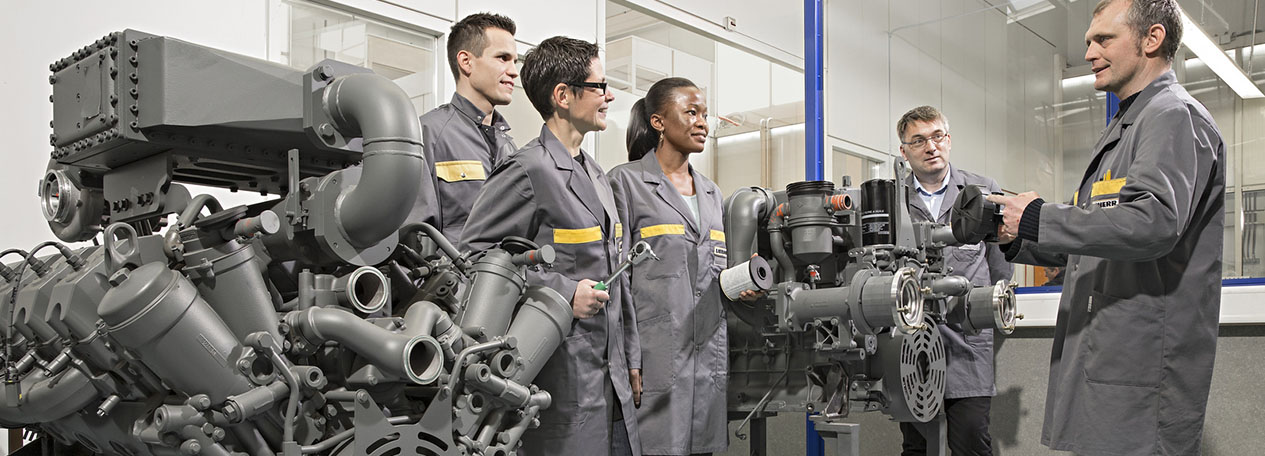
[568,81,608,95]
[901,132,948,150]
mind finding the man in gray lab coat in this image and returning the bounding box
[460,36,639,455]
[420,13,520,242]
[989,1,1225,454]
[895,106,1011,456]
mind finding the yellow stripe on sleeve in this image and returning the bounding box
[435,160,487,182]
[553,226,603,244]
[639,224,686,239]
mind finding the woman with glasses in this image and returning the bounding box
[609,77,751,456]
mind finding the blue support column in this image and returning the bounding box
[804,0,826,452]
[805,0,825,181]
[806,414,825,455]
[1106,92,1120,126]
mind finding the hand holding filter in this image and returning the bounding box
[720,255,774,300]
[594,241,659,291]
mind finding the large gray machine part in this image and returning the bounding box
[2,30,577,456]
[721,164,1017,455]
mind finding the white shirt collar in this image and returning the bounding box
[914,167,952,196]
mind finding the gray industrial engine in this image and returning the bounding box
[720,174,1018,452]
[2,30,1017,456]
[3,30,571,456]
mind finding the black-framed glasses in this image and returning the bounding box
[901,132,948,150]
[568,81,608,95]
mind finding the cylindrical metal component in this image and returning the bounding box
[860,179,897,246]
[928,275,972,297]
[857,267,924,334]
[333,266,390,314]
[964,280,1018,335]
[780,286,850,331]
[98,262,254,403]
[234,211,281,238]
[182,240,283,346]
[785,181,836,264]
[505,286,573,385]
[460,250,526,341]
[465,363,536,408]
[224,381,290,423]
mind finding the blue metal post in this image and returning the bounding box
[1105,92,1120,126]
[805,0,826,452]
[805,0,825,181]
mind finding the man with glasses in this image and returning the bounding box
[420,12,520,243]
[460,36,639,456]
[895,106,1011,456]
[988,1,1224,454]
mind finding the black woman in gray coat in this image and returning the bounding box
[609,77,756,456]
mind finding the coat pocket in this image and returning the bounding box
[638,313,677,393]
[1082,292,1163,387]
[537,330,600,426]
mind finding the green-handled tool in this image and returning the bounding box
[594,240,659,291]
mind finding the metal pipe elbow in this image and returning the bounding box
[321,73,425,247]
[723,187,775,267]
[287,307,443,385]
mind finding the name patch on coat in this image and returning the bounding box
[710,230,726,242]
[640,224,686,238]
[1090,170,1125,197]
[714,245,727,260]
[554,226,602,244]
[435,160,487,182]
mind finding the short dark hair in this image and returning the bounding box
[520,36,601,120]
[1094,0,1182,62]
[896,105,950,142]
[447,13,517,79]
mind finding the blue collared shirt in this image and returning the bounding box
[915,169,952,218]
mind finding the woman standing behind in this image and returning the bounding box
[609,77,729,456]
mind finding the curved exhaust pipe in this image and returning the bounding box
[286,307,443,385]
[321,74,425,248]
[723,187,776,267]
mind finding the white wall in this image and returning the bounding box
[826,0,1061,197]
[0,0,267,251]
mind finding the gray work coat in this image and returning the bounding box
[608,150,728,455]
[420,93,517,242]
[904,166,1011,399]
[1006,71,1225,456]
[459,125,640,455]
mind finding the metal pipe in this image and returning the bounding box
[286,307,443,384]
[723,187,776,267]
[401,222,465,267]
[322,74,425,248]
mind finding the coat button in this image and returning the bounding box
[695,291,702,297]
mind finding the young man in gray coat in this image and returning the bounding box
[895,106,1011,456]
[420,13,520,242]
[459,36,640,456]
[989,1,1225,454]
